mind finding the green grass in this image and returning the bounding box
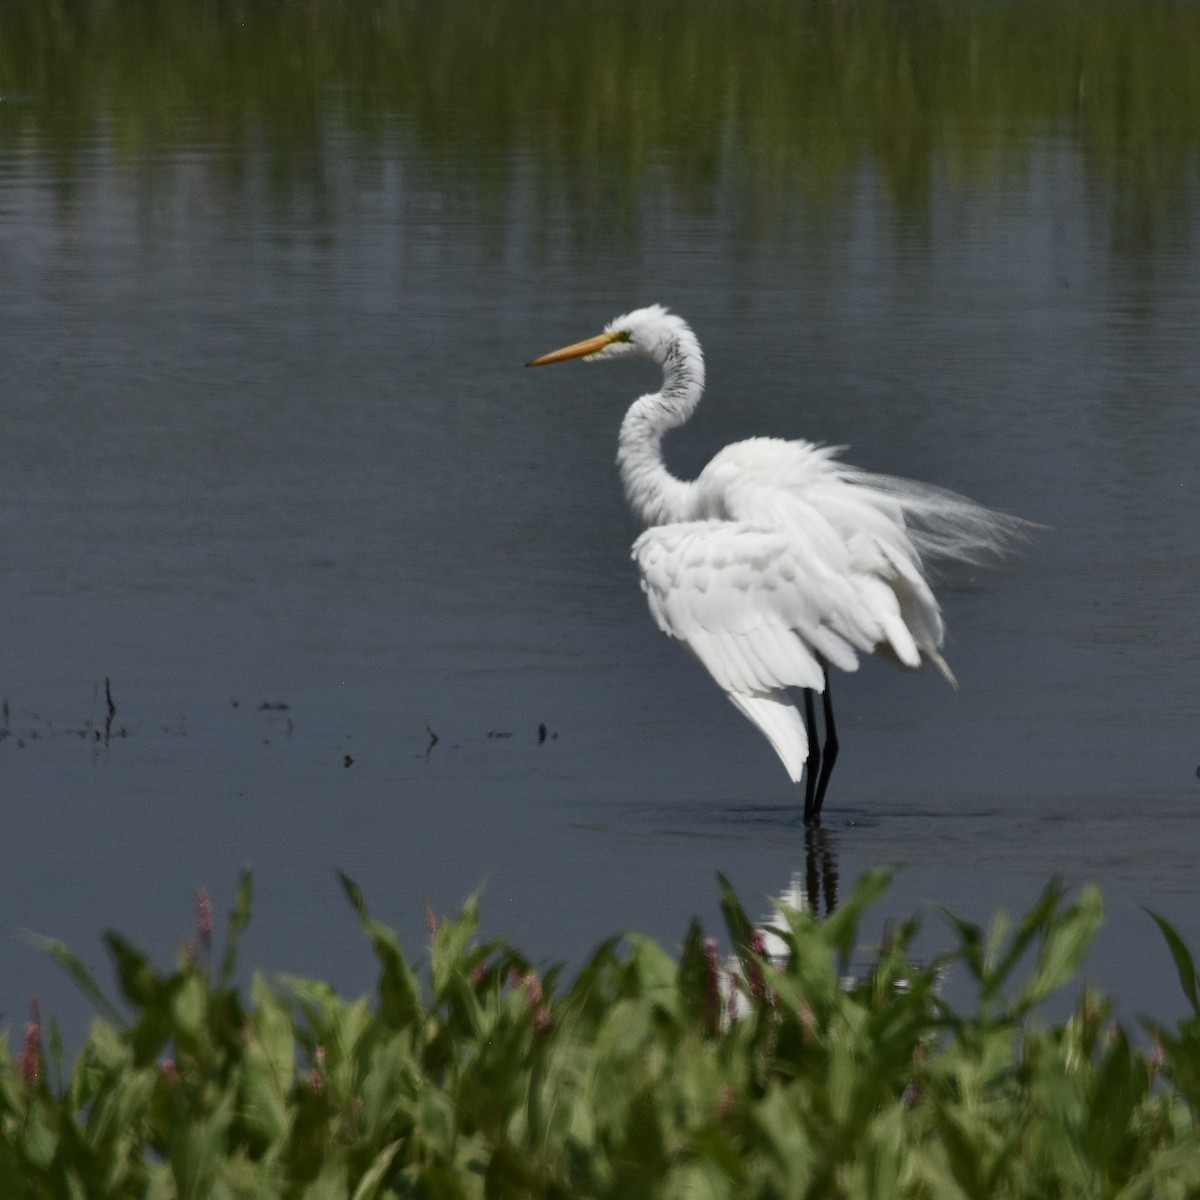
[3,871,1200,1197]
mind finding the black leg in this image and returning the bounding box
[802,688,821,825]
[812,671,839,819]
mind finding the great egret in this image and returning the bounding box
[528,305,1025,824]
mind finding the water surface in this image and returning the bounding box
[2,0,1199,1041]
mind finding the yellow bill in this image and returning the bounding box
[526,330,624,367]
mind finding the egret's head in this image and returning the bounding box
[527,304,695,368]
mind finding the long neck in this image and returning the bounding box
[616,330,706,527]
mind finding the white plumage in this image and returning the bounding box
[528,305,1025,822]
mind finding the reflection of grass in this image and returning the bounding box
[2,0,1199,221]
[6,871,1200,1194]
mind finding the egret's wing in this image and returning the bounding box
[633,520,853,696]
[714,450,949,676]
[630,439,1008,780]
[726,692,809,783]
[709,439,1027,676]
[633,520,841,781]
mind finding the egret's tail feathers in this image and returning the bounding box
[852,472,1034,566]
[726,690,808,783]
[925,647,957,688]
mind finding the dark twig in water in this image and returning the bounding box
[104,677,116,745]
[425,721,439,757]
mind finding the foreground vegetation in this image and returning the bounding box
[3,872,1200,1198]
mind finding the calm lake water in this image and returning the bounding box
[2,1,1200,1041]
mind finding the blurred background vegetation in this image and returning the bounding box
[2,0,1199,225]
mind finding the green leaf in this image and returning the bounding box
[46,1019,65,1095]
[982,909,1012,979]
[411,1165,469,1200]
[220,870,253,986]
[339,872,368,917]
[821,868,891,965]
[1017,885,1103,1009]
[677,920,719,1034]
[429,891,482,998]
[243,973,296,1145]
[351,1140,402,1200]
[22,1102,59,1170]
[170,971,208,1041]
[339,872,422,1028]
[986,876,1067,1002]
[941,911,985,986]
[1145,908,1200,1017]
[717,873,754,961]
[483,1140,541,1200]
[105,934,161,1010]
[1085,1026,1148,1173]
[168,1088,237,1200]
[31,934,124,1026]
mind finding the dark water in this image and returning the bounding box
[3,1,1200,1042]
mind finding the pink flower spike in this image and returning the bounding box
[523,973,544,1008]
[746,929,766,1004]
[196,887,213,954]
[1150,1034,1165,1080]
[19,998,42,1084]
[423,899,438,938]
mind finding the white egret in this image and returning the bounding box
[528,305,1026,824]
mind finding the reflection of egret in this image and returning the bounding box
[721,850,840,1025]
[529,305,1027,823]
[804,825,838,917]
